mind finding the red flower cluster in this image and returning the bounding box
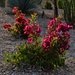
[3,7,31,37]
[12,7,22,17]
[15,13,30,26]
[2,23,11,30]
[13,7,30,26]
[42,32,58,51]
[3,7,41,39]
[56,23,73,32]
[12,7,41,38]
[42,17,73,54]
[24,23,41,44]
[48,18,57,26]
[12,7,18,13]
[42,35,51,50]
[27,37,33,44]
[24,24,41,35]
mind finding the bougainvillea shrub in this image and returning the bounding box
[5,12,73,69]
[3,7,38,38]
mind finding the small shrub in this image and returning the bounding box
[5,15,73,69]
[44,0,53,9]
[2,7,39,38]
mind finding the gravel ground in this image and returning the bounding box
[0,7,75,75]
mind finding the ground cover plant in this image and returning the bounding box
[3,7,73,70]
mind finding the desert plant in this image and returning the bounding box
[2,7,28,38]
[8,0,38,13]
[44,0,53,9]
[57,0,63,9]
[2,7,39,38]
[5,16,73,69]
[62,0,75,26]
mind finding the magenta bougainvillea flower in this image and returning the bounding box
[24,24,41,36]
[42,17,73,54]
[2,23,11,30]
[56,23,73,32]
[12,7,18,13]
[2,7,73,55]
[27,37,33,44]
[24,25,32,35]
